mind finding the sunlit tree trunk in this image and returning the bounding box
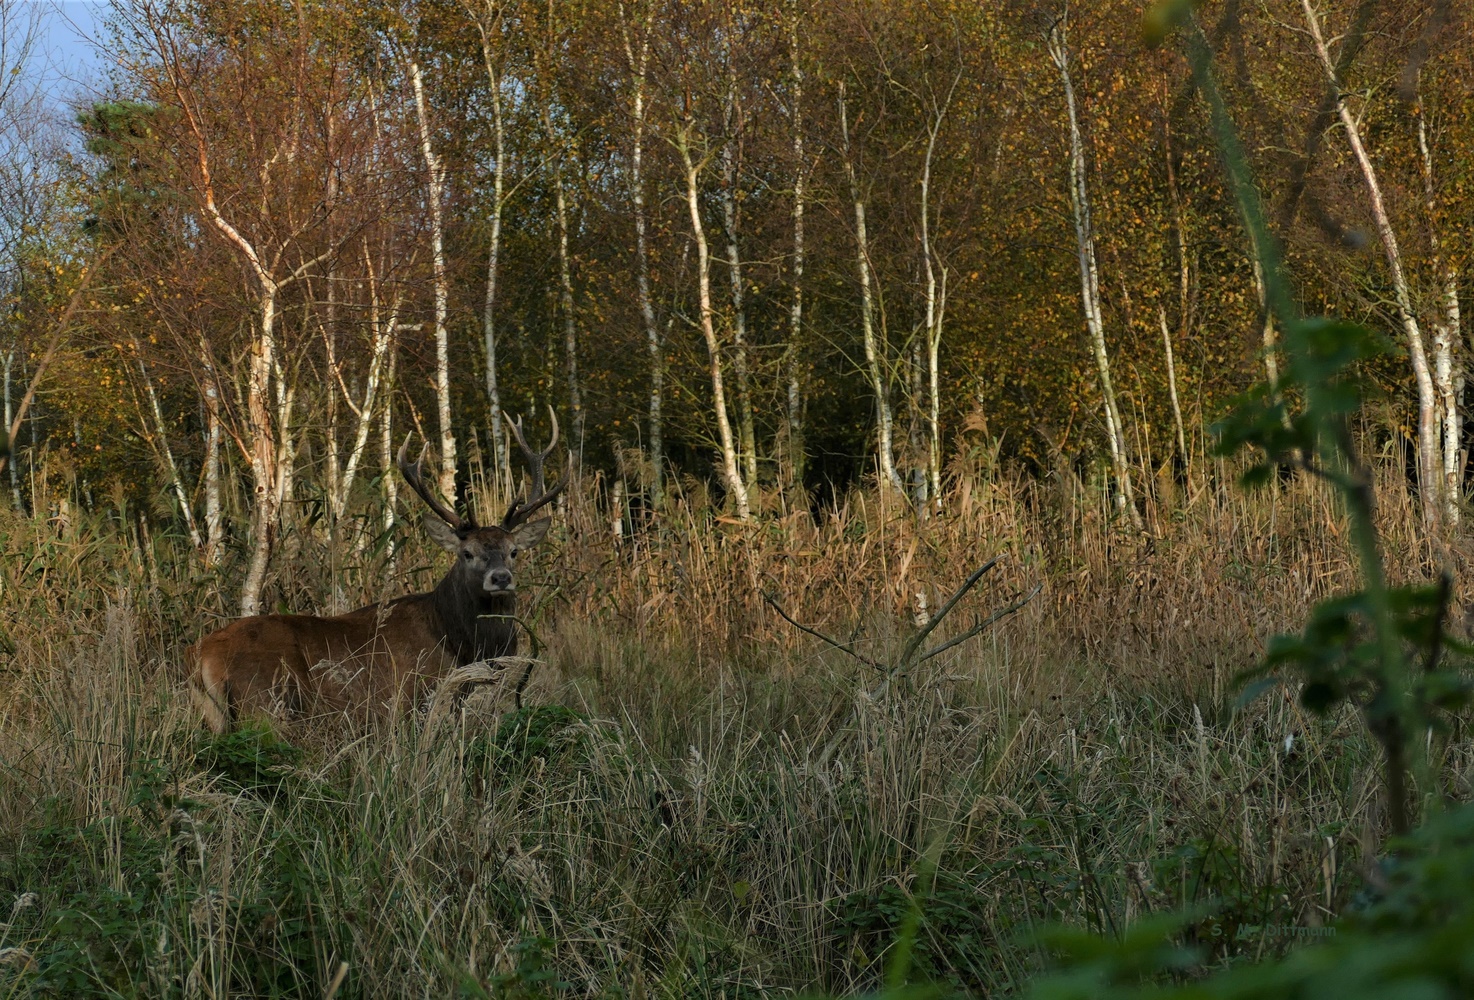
[720,39,757,491]
[839,82,903,497]
[469,0,511,484]
[784,1,806,492]
[200,356,222,566]
[676,119,750,519]
[1159,306,1189,474]
[619,1,663,505]
[136,352,201,547]
[332,243,402,519]
[4,348,20,508]
[918,80,956,509]
[1302,1,1440,527]
[1414,95,1462,526]
[410,58,457,503]
[1048,21,1141,530]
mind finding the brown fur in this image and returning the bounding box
[188,519,549,733]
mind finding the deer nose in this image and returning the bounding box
[484,568,513,592]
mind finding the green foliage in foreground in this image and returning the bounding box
[1026,801,1474,1000]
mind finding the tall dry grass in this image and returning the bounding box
[0,459,1464,996]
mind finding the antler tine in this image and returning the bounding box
[507,407,560,500]
[397,433,472,531]
[502,408,564,528]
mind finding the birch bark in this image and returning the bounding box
[409,58,458,503]
[676,119,750,518]
[1047,22,1140,529]
[137,353,201,547]
[1414,97,1461,525]
[784,2,806,491]
[618,1,663,504]
[720,43,757,490]
[839,82,903,496]
[471,2,511,486]
[1301,0,1441,527]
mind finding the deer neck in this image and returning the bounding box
[431,574,518,664]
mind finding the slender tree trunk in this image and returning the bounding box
[1302,1,1439,527]
[1414,99,1461,525]
[918,73,959,509]
[4,349,20,508]
[619,4,663,505]
[784,2,806,492]
[839,83,903,496]
[241,289,280,616]
[201,363,222,566]
[1159,305,1190,473]
[721,54,757,490]
[336,247,401,518]
[137,354,202,547]
[473,2,510,483]
[676,120,750,519]
[379,347,399,535]
[551,155,584,455]
[1163,110,1197,478]
[1048,24,1141,530]
[410,59,457,503]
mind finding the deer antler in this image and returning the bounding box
[504,406,564,528]
[397,434,474,531]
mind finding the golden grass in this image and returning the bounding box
[0,460,1463,996]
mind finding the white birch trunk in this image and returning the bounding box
[839,83,903,496]
[784,3,806,490]
[918,88,954,508]
[410,59,457,503]
[335,246,402,518]
[1159,305,1189,472]
[475,15,509,488]
[4,349,20,508]
[676,121,750,519]
[1415,101,1461,525]
[721,57,757,490]
[240,289,280,616]
[137,354,201,547]
[379,346,399,535]
[201,368,222,565]
[619,4,663,504]
[1048,25,1141,530]
[1302,1,1440,527]
[551,155,584,454]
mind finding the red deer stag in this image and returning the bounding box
[188,414,562,733]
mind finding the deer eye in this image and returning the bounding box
[510,546,520,557]
[461,550,472,560]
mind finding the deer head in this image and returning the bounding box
[397,411,562,597]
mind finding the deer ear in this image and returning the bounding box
[511,517,551,549]
[424,517,462,554]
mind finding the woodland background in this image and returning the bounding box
[1,0,1469,607]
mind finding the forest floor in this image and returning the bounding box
[0,465,1464,997]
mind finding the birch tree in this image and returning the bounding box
[131,0,351,614]
[675,112,750,518]
[1047,16,1140,530]
[1301,0,1444,527]
[782,0,807,490]
[719,1,757,490]
[618,0,665,504]
[838,80,903,496]
[408,57,458,504]
[466,0,517,485]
